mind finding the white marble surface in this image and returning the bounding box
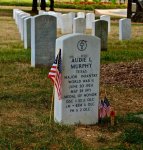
[77,12,85,18]
[54,33,101,125]
[119,18,131,40]
[92,19,108,51]
[31,15,57,67]
[100,15,110,32]
[86,13,95,29]
[61,14,73,34]
[24,17,32,49]
[73,17,86,33]
[21,15,30,41]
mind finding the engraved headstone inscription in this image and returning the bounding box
[31,15,57,67]
[54,34,101,125]
[92,20,108,51]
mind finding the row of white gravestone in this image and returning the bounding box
[14,8,131,39]
[13,9,31,49]
[39,10,96,33]
[13,9,57,66]
[13,9,131,125]
[38,10,131,41]
[14,8,128,36]
[13,9,131,66]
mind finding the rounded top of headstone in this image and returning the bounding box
[57,33,100,42]
[33,14,57,20]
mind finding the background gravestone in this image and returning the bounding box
[73,17,86,33]
[100,15,111,32]
[31,15,57,67]
[15,10,23,25]
[54,34,101,125]
[21,15,30,41]
[17,13,26,31]
[77,12,85,18]
[86,13,95,29]
[24,17,32,49]
[119,18,131,40]
[39,10,45,15]
[61,14,73,34]
[43,11,62,30]
[13,9,19,20]
[18,13,30,34]
[92,20,108,51]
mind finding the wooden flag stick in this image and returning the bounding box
[49,88,54,124]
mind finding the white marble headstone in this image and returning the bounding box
[15,10,23,24]
[43,11,62,30]
[100,15,110,32]
[13,9,19,20]
[119,18,131,40]
[21,15,30,41]
[86,13,95,29]
[68,12,76,20]
[31,15,57,67]
[18,13,29,33]
[61,14,73,34]
[39,10,46,15]
[92,20,108,51]
[77,12,85,18]
[56,12,62,29]
[16,12,25,27]
[24,17,32,49]
[73,17,86,33]
[54,34,101,125]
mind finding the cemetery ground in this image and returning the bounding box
[0,6,143,150]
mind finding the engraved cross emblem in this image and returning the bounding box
[77,40,87,51]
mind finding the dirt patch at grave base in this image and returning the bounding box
[100,60,143,115]
[75,60,143,149]
[100,60,143,88]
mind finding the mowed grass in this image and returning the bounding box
[0,7,143,149]
[102,22,143,63]
[0,9,88,149]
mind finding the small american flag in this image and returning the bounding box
[99,97,111,119]
[48,49,62,100]
[103,96,111,117]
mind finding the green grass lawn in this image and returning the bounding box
[0,7,143,150]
